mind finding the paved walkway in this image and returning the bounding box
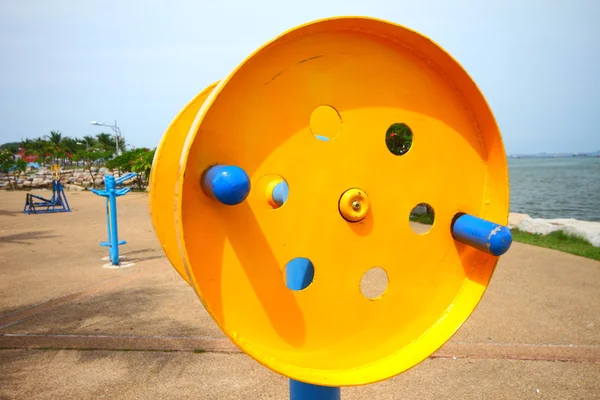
[0,191,598,399]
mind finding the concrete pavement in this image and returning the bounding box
[1,191,599,399]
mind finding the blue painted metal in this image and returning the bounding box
[289,379,341,400]
[285,257,336,399]
[92,173,137,265]
[23,180,71,214]
[201,165,250,205]
[314,135,330,141]
[285,257,314,291]
[272,180,289,206]
[452,213,513,256]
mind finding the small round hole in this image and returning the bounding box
[310,105,341,140]
[285,257,314,291]
[409,203,434,234]
[266,178,289,208]
[257,174,289,209]
[385,123,413,155]
[360,267,388,299]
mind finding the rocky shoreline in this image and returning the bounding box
[509,213,600,247]
[0,166,140,191]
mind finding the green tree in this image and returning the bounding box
[10,159,27,189]
[60,136,80,166]
[95,133,115,153]
[47,130,65,165]
[0,149,15,173]
[30,138,50,166]
[0,150,26,189]
[105,147,155,189]
[82,135,96,150]
[4,144,18,154]
[116,135,127,152]
[19,138,33,158]
[130,148,155,189]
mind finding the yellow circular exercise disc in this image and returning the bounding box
[159,16,509,387]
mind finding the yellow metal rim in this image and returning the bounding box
[148,82,219,284]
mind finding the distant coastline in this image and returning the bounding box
[508,149,600,158]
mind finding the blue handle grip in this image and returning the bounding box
[451,213,512,256]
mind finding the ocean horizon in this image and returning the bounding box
[508,157,600,222]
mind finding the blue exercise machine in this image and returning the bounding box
[92,172,137,266]
[23,165,71,214]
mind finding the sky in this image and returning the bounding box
[1,0,598,155]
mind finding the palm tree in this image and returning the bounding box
[49,130,62,147]
[60,137,79,166]
[31,138,50,166]
[19,138,33,159]
[82,135,96,151]
[116,135,127,152]
[95,133,115,152]
[46,130,64,165]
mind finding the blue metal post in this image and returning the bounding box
[105,197,111,247]
[451,213,512,256]
[289,380,341,400]
[92,173,137,266]
[285,253,339,398]
[107,177,120,265]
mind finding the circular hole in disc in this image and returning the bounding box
[409,203,435,234]
[310,105,341,141]
[256,174,289,210]
[385,122,413,155]
[360,267,388,299]
[285,257,314,291]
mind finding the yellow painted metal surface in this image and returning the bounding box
[152,16,509,386]
[148,82,219,284]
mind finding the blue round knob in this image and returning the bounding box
[202,165,251,205]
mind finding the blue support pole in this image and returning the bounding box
[92,173,136,266]
[285,253,339,399]
[108,180,120,265]
[451,213,512,256]
[289,380,341,400]
[201,165,251,205]
[105,197,111,247]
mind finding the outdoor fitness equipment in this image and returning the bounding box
[23,164,71,214]
[148,16,513,398]
[92,172,137,267]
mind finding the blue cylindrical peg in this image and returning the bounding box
[451,213,512,256]
[201,165,251,205]
[289,379,341,400]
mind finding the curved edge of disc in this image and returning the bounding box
[174,16,508,387]
[148,81,219,284]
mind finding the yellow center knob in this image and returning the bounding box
[338,188,370,222]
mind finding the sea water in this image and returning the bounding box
[508,157,600,222]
